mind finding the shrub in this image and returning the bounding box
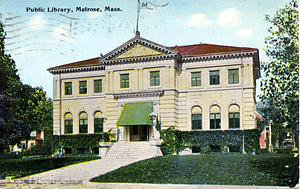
[160,128,260,155]
[256,148,269,155]
[201,145,211,154]
[275,147,294,154]
[160,127,180,155]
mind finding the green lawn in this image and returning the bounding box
[0,157,101,179]
[91,154,298,186]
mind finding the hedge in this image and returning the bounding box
[160,127,260,155]
[50,133,110,156]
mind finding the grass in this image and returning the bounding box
[0,156,101,179]
[90,154,298,186]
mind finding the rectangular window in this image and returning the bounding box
[150,71,160,86]
[192,114,202,130]
[191,72,201,87]
[64,120,73,134]
[94,118,103,133]
[120,74,129,88]
[94,80,102,93]
[79,119,88,134]
[229,113,240,128]
[210,70,220,85]
[228,69,239,84]
[65,82,72,95]
[210,113,221,129]
[79,81,87,94]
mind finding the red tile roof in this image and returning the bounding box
[169,43,258,56]
[49,43,258,70]
[48,57,100,70]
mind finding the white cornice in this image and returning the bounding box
[101,54,178,65]
[182,51,258,62]
[48,65,105,74]
[113,89,164,99]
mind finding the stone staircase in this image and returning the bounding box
[103,141,162,160]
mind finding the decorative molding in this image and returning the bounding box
[113,89,164,99]
[101,54,177,65]
[182,51,258,63]
[48,65,105,74]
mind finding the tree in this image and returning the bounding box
[0,22,53,152]
[15,84,53,132]
[259,0,299,147]
[0,22,23,152]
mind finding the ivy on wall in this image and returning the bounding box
[160,128,260,155]
[51,133,110,156]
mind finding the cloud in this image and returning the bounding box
[28,15,47,30]
[217,8,240,27]
[236,29,253,37]
[186,13,212,27]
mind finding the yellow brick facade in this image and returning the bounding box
[49,35,260,141]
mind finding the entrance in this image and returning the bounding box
[130,125,149,141]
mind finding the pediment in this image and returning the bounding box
[99,36,179,64]
[114,44,165,60]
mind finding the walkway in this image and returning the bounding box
[12,157,144,185]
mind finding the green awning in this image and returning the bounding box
[117,101,153,126]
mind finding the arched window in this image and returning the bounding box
[79,112,88,134]
[229,104,240,129]
[94,111,103,133]
[64,113,73,134]
[210,105,221,129]
[191,106,202,130]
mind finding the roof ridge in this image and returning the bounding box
[169,43,258,50]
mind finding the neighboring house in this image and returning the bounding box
[10,130,44,153]
[48,33,260,156]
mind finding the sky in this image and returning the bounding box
[0,0,290,99]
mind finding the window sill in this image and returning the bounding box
[118,88,131,92]
[190,86,203,90]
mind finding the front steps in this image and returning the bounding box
[103,141,162,160]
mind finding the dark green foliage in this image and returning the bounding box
[0,22,22,152]
[0,23,53,151]
[275,147,294,154]
[160,129,260,155]
[160,127,180,155]
[0,157,101,179]
[91,154,298,187]
[200,145,211,154]
[51,134,110,156]
[256,148,270,155]
[15,85,53,132]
